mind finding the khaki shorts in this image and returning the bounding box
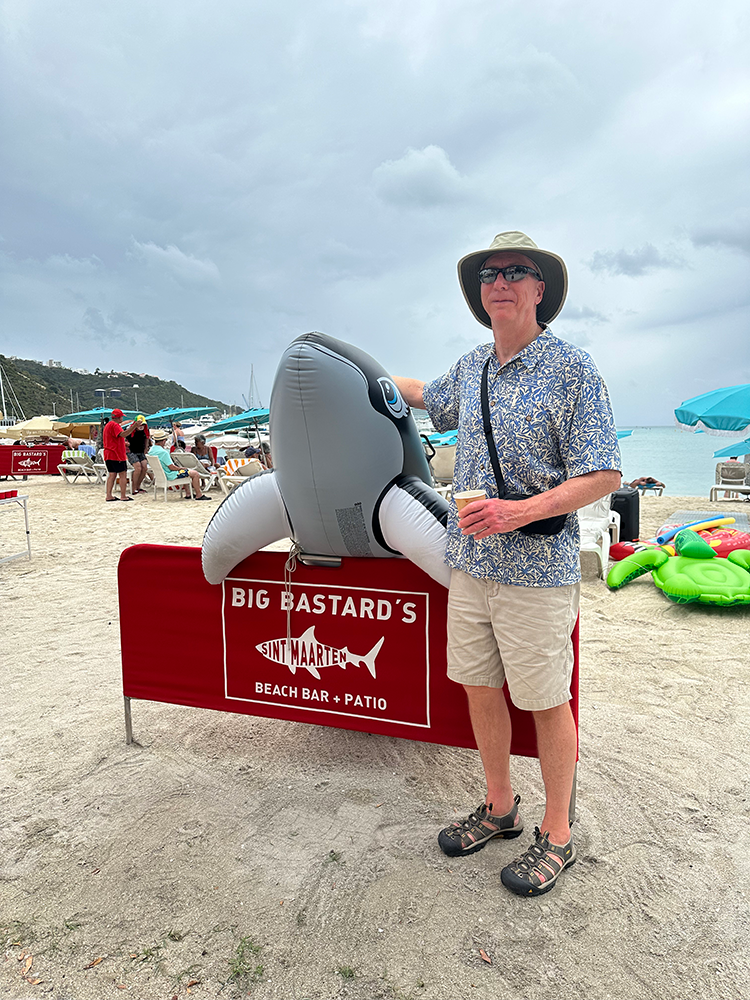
[446,569,579,712]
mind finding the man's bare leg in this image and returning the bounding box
[463,685,516,815]
[131,463,144,493]
[532,701,577,845]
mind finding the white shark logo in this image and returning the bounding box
[255,626,384,681]
[18,458,42,468]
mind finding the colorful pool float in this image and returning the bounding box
[607,529,750,606]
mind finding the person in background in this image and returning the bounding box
[126,415,151,495]
[172,422,186,449]
[193,435,217,471]
[149,429,212,500]
[244,442,272,467]
[103,408,133,502]
[628,476,665,490]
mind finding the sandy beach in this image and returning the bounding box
[1,478,748,1000]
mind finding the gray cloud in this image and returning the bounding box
[128,240,221,285]
[559,304,609,324]
[80,305,144,349]
[373,146,467,208]
[586,243,684,277]
[690,226,750,255]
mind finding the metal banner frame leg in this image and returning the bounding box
[569,761,578,827]
[124,696,133,745]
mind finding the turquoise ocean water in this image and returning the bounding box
[616,427,749,496]
[415,413,748,497]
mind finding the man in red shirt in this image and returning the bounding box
[103,408,133,502]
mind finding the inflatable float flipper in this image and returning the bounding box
[379,476,452,588]
[607,548,669,589]
[202,333,450,587]
[202,472,291,585]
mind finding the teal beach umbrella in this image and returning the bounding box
[675,384,750,436]
[205,408,270,433]
[144,405,220,425]
[713,438,750,459]
[59,407,139,422]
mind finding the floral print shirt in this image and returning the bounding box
[422,329,621,587]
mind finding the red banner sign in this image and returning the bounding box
[223,574,431,728]
[0,447,65,476]
[119,545,578,757]
[11,450,49,474]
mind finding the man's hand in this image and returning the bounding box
[458,498,535,539]
[457,469,622,539]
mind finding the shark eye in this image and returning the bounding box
[378,378,409,419]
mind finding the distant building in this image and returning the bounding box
[47,359,62,367]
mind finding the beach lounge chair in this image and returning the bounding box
[217,458,264,496]
[57,449,103,485]
[146,457,195,501]
[578,494,619,579]
[172,451,217,491]
[709,462,750,501]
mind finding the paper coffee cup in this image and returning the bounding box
[454,489,486,512]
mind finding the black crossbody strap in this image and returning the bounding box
[480,357,507,499]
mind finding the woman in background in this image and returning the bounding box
[126,415,151,495]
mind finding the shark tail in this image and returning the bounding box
[360,636,384,679]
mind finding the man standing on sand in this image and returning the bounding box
[103,408,134,502]
[394,231,621,896]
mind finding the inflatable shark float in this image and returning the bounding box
[202,333,451,587]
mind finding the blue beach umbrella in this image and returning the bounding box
[144,405,220,425]
[59,407,139,422]
[205,408,270,433]
[675,384,750,436]
[713,438,750,459]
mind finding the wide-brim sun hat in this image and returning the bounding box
[151,430,169,441]
[457,231,568,328]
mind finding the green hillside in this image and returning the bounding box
[0,355,232,422]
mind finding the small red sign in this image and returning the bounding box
[11,450,48,474]
[223,575,431,728]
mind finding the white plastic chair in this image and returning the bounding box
[146,457,195,501]
[578,494,619,580]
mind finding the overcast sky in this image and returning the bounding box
[2,0,749,424]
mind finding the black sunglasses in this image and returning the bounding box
[478,265,542,284]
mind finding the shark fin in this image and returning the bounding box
[361,636,384,678]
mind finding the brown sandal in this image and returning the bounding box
[438,795,523,857]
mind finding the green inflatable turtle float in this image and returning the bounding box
[607,529,750,606]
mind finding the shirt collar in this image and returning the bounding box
[487,326,553,373]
